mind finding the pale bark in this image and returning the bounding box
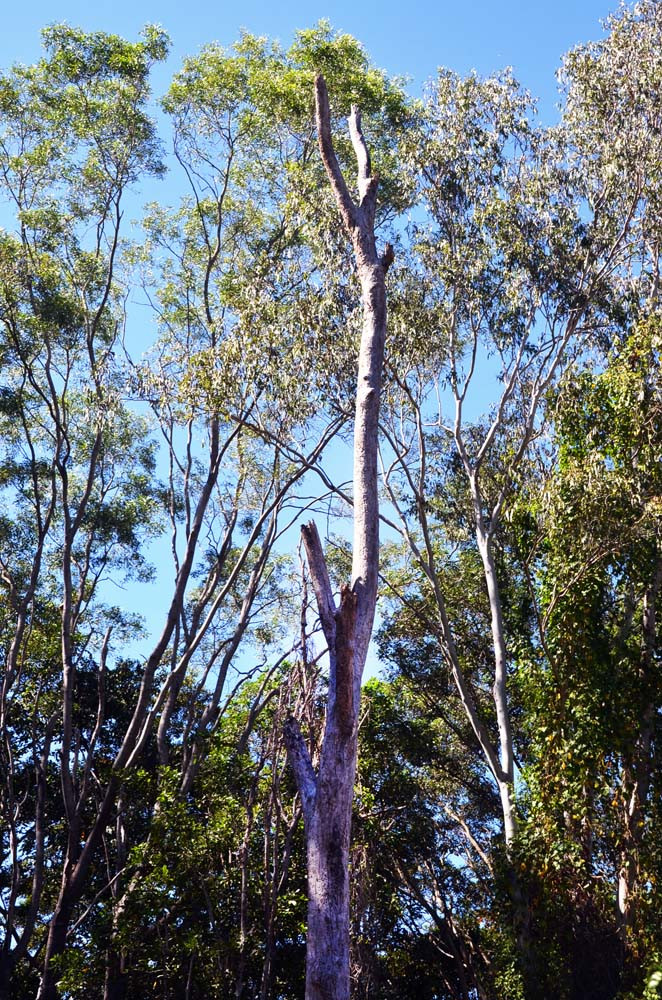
[285,75,392,1000]
[381,295,586,849]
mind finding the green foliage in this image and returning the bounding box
[351,678,497,998]
[1,8,662,1000]
[135,22,412,435]
[68,675,310,999]
[511,318,662,997]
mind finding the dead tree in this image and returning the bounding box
[284,74,393,1000]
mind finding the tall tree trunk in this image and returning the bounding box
[284,75,393,1000]
[103,786,130,1000]
[37,776,120,1000]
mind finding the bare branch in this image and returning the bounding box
[348,105,378,210]
[301,521,337,650]
[283,716,317,828]
[441,802,494,874]
[314,74,358,232]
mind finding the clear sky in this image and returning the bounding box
[5,0,615,123]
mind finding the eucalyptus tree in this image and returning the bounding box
[513,317,662,997]
[0,26,170,998]
[373,3,662,992]
[144,27,410,1000]
[280,67,397,998]
[382,70,592,850]
[379,0,662,854]
[129,30,409,1000]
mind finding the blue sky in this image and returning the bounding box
[5,0,614,122]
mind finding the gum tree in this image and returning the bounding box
[375,2,662,990]
[379,0,662,852]
[145,30,408,999]
[0,26,169,998]
[283,75,394,1000]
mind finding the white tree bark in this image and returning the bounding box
[284,75,392,1000]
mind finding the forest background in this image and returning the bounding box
[0,2,661,999]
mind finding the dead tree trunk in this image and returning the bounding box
[284,75,392,1000]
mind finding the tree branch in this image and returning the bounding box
[301,521,337,651]
[314,74,358,232]
[335,584,357,736]
[348,105,378,210]
[283,716,317,829]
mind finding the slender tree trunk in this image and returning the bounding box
[285,74,392,1000]
[37,776,120,1000]
[103,787,130,1000]
[474,517,516,844]
[37,901,73,1000]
